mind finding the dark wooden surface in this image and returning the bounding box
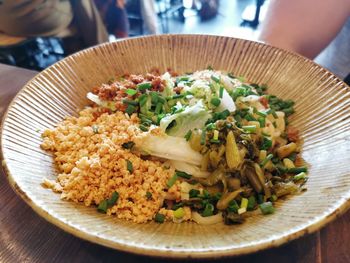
[0,63,349,263]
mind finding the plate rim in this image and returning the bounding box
[1,34,350,259]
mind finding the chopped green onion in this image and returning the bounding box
[206,123,216,130]
[155,102,163,115]
[293,172,308,181]
[92,125,99,134]
[150,92,159,104]
[219,86,224,98]
[184,130,192,141]
[173,202,184,210]
[155,213,165,223]
[200,129,206,145]
[258,117,265,127]
[242,125,257,133]
[123,99,139,106]
[210,139,221,144]
[256,111,268,117]
[257,194,264,204]
[125,104,136,115]
[175,170,191,179]
[210,97,221,107]
[138,94,148,107]
[247,196,256,211]
[107,192,119,206]
[260,137,272,150]
[137,82,152,91]
[270,194,278,202]
[288,167,308,174]
[172,94,185,99]
[122,141,135,149]
[227,200,239,213]
[189,189,200,198]
[139,124,149,132]
[126,160,133,173]
[211,75,220,83]
[97,200,108,213]
[146,191,152,200]
[174,207,185,219]
[202,203,214,217]
[213,130,219,140]
[259,201,275,215]
[260,153,274,167]
[244,113,257,121]
[125,89,137,96]
[271,110,278,118]
[167,174,178,188]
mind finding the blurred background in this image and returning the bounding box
[0,0,268,71]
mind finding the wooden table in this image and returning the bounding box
[0,63,349,263]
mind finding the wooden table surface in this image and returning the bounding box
[0,63,349,263]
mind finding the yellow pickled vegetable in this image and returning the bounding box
[225,131,242,169]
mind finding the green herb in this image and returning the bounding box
[155,213,165,223]
[210,97,221,107]
[126,160,133,173]
[202,203,214,217]
[206,123,216,130]
[123,99,139,106]
[174,207,185,219]
[287,153,297,162]
[227,200,239,213]
[184,130,192,141]
[260,154,274,167]
[288,167,308,174]
[247,196,256,211]
[175,170,191,179]
[189,189,200,198]
[150,92,159,104]
[293,172,308,181]
[155,102,163,115]
[167,174,178,188]
[92,125,99,134]
[259,202,275,215]
[146,191,152,200]
[126,89,137,96]
[97,191,119,213]
[256,110,268,117]
[125,104,136,115]
[242,125,257,133]
[258,117,265,127]
[138,94,148,107]
[122,141,135,149]
[200,129,206,145]
[139,124,149,132]
[172,94,185,99]
[211,75,220,83]
[137,82,152,91]
[172,202,184,210]
[244,113,257,122]
[219,86,224,98]
[260,137,272,150]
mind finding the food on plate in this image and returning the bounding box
[41,68,307,224]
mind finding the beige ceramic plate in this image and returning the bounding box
[2,35,350,259]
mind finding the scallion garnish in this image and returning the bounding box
[167,174,178,188]
[125,104,136,115]
[202,203,214,217]
[125,88,137,96]
[155,102,163,114]
[244,113,256,121]
[172,94,185,99]
[247,196,256,211]
[126,160,133,173]
[175,170,191,179]
[288,167,308,174]
[211,75,220,83]
[227,200,239,213]
[240,198,249,209]
[189,189,200,198]
[213,130,219,140]
[137,82,152,91]
[242,125,257,133]
[258,117,265,127]
[256,110,267,117]
[259,201,275,215]
[260,153,274,167]
[122,141,135,149]
[210,97,221,107]
[155,213,165,223]
[97,200,108,213]
[260,137,272,150]
[139,124,149,132]
[97,191,119,213]
[184,130,192,141]
[150,92,159,104]
[138,94,148,107]
[200,129,206,145]
[219,86,224,98]
[123,99,139,106]
[206,123,216,130]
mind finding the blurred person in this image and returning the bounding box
[126,0,158,35]
[0,0,109,54]
[259,0,350,83]
[95,0,129,38]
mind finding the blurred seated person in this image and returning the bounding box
[94,0,129,38]
[0,0,109,54]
